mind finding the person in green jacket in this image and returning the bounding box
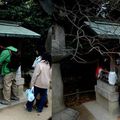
[0,46,19,105]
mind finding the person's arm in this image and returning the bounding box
[31,63,41,87]
[0,50,9,63]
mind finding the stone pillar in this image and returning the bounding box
[95,80,120,114]
[52,64,65,114]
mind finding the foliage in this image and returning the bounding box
[0,0,52,70]
[0,0,52,36]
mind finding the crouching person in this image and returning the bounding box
[25,52,52,112]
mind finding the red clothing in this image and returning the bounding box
[96,67,103,78]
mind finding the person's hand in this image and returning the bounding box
[31,86,34,93]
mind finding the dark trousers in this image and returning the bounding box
[26,86,47,112]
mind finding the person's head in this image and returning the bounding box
[42,52,52,68]
[6,46,17,52]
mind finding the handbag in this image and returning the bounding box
[25,88,35,102]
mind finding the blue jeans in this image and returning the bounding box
[26,86,47,112]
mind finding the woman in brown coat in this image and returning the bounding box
[26,52,52,112]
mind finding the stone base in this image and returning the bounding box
[95,80,120,114]
[52,108,80,120]
[96,92,120,114]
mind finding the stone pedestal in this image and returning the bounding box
[95,80,120,114]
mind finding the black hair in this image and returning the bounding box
[41,52,52,68]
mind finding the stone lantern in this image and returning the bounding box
[46,24,80,120]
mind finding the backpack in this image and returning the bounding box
[7,51,21,70]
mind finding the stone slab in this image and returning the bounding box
[52,108,80,120]
[82,101,117,120]
[97,80,117,93]
[96,91,120,114]
[95,85,119,102]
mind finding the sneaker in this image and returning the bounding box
[24,104,32,112]
[11,97,19,101]
[44,104,48,107]
[37,109,42,113]
[0,100,11,105]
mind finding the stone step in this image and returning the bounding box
[75,101,118,120]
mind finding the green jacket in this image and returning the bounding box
[0,46,18,75]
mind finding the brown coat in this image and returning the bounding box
[31,60,52,89]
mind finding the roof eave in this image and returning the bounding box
[0,33,41,38]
